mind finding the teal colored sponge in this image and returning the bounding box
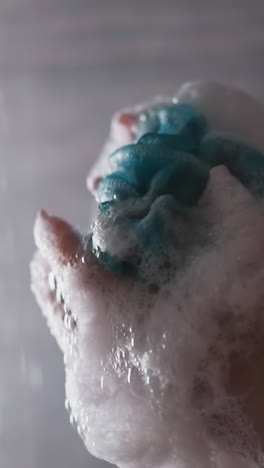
[93,102,264,278]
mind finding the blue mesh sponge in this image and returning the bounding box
[93,102,264,278]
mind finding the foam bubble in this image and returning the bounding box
[31,82,264,468]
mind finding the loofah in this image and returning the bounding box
[31,82,264,468]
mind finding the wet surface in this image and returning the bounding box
[1,1,264,467]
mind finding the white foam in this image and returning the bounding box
[31,83,264,468]
[176,81,264,153]
[61,167,264,467]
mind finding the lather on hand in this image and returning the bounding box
[31,82,264,468]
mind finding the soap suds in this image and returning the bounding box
[31,82,264,468]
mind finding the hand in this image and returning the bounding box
[31,165,264,468]
[31,82,264,468]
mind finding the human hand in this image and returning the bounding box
[31,82,264,468]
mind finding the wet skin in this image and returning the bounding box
[31,82,264,468]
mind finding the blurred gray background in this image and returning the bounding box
[0,1,264,467]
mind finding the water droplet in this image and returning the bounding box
[72,314,78,325]
[64,314,70,329]
[70,414,75,425]
[139,113,147,122]
[64,304,71,316]
[100,375,104,390]
[162,332,167,339]
[161,343,166,350]
[172,97,178,104]
[127,368,132,384]
[56,288,64,304]
[81,256,85,264]
[64,314,76,332]
[48,271,57,291]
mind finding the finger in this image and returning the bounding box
[34,210,83,267]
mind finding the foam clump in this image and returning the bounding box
[31,82,264,468]
[91,93,264,284]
